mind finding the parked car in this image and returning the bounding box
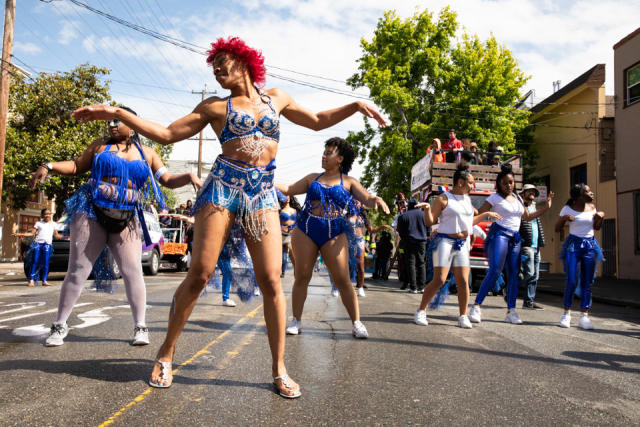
[20,210,164,278]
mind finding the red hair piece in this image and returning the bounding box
[206,36,266,86]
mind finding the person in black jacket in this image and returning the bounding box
[396,198,428,293]
[519,184,546,309]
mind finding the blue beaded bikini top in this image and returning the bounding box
[219,91,280,144]
[303,173,356,218]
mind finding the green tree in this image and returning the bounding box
[3,65,174,213]
[4,64,110,212]
[347,7,530,202]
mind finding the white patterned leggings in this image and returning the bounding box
[55,214,146,326]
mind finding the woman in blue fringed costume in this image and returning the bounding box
[555,184,605,329]
[29,107,201,348]
[349,201,392,297]
[73,37,386,398]
[413,163,501,328]
[278,137,390,340]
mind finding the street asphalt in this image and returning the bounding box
[0,266,639,426]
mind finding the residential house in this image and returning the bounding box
[529,64,617,276]
[614,27,640,279]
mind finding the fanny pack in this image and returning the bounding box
[92,203,135,233]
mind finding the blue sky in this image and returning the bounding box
[12,0,640,188]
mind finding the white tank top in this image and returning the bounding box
[438,192,474,234]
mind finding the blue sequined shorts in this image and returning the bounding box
[193,155,279,240]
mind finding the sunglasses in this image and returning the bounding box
[107,119,121,128]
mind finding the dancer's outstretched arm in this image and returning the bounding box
[276,173,318,197]
[345,176,389,214]
[277,89,386,130]
[73,98,224,145]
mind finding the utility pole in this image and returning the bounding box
[0,0,15,213]
[191,85,216,178]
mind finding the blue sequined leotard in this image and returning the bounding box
[297,173,357,248]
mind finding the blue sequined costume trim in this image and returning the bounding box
[192,155,279,241]
[295,173,358,248]
[204,221,259,301]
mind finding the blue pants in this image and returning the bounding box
[217,256,232,301]
[29,242,52,282]
[282,248,288,275]
[521,247,540,305]
[475,230,522,309]
[563,249,596,309]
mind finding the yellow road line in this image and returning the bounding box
[98,303,264,427]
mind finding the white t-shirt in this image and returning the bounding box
[34,221,57,245]
[438,192,473,234]
[559,205,596,238]
[486,193,525,231]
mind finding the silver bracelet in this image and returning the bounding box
[154,166,168,180]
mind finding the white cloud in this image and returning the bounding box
[58,22,78,45]
[14,41,41,54]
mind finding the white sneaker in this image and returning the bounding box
[357,287,366,297]
[458,315,473,329]
[468,305,482,323]
[331,289,339,297]
[352,320,369,338]
[578,314,594,330]
[45,323,69,347]
[222,299,237,307]
[132,326,150,346]
[286,318,301,335]
[414,310,428,326]
[559,312,571,328]
[253,287,261,297]
[504,310,523,324]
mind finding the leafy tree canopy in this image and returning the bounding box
[347,7,531,204]
[3,64,173,212]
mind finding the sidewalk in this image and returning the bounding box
[536,273,640,309]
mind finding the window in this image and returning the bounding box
[570,163,587,188]
[628,63,640,106]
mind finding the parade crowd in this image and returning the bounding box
[17,36,605,399]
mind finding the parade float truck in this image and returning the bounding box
[410,150,524,291]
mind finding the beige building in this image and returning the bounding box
[614,28,640,280]
[529,64,617,276]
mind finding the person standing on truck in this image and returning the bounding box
[469,164,554,325]
[427,138,445,163]
[442,129,462,163]
[519,184,546,310]
[413,163,502,328]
